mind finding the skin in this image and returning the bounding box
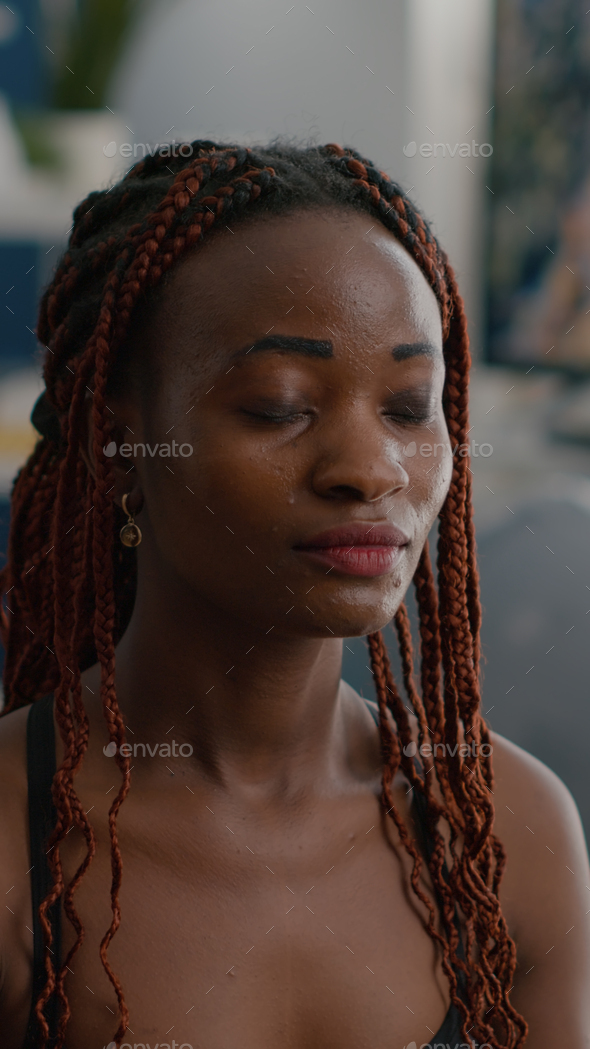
[0,207,589,1048]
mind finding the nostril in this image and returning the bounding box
[329,484,366,499]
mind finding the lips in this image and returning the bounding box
[293,521,410,549]
[293,521,410,577]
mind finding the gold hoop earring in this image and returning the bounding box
[120,492,143,547]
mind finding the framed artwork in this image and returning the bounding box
[486,0,590,371]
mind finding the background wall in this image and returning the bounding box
[112,0,494,356]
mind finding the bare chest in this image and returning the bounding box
[51,784,452,1049]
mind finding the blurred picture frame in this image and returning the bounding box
[485,0,590,373]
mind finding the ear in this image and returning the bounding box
[79,391,141,510]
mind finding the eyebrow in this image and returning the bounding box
[229,335,333,361]
[229,334,439,362]
[391,341,439,361]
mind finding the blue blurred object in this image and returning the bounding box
[0,241,40,372]
[0,497,9,682]
[0,0,52,375]
[0,1,47,107]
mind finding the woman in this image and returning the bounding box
[0,141,588,1049]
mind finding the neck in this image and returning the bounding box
[81,565,358,796]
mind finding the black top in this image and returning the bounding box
[23,693,62,1048]
[23,693,472,1048]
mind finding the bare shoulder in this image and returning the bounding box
[488,730,590,1045]
[0,702,31,793]
[0,704,33,1001]
[489,729,590,889]
[491,726,582,803]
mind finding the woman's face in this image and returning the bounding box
[111,206,453,638]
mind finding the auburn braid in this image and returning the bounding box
[328,144,524,1043]
[0,139,527,1048]
[367,628,468,1031]
[1,440,57,700]
[392,603,461,909]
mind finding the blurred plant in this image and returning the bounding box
[13,111,63,170]
[11,0,152,169]
[50,0,146,109]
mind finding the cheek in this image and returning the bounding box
[138,440,293,613]
[167,432,294,525]
[406,434,454,528]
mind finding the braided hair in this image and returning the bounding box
[0,139,527,1048]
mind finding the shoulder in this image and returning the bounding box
[0,702,31,794]
[489,729,590,924]
[488,730,590,1042]
[489,729,589,883]
[0,703,34,1026]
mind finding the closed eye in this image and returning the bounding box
[241,407,310,423]
[383,407,435,425]
[383,385,437,425]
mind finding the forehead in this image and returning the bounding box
[145,207,443,363]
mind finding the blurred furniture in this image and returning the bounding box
[476,497,590,837]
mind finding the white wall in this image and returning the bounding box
[401,0,496,358]
[113,0,495,355]
[113,0,406,156]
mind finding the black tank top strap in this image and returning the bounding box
[23,693,61,1048]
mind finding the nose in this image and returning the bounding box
[310,411,410,503]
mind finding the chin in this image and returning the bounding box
[336,584,407,634]
[317,603,403,639]
[335,617,394,638]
